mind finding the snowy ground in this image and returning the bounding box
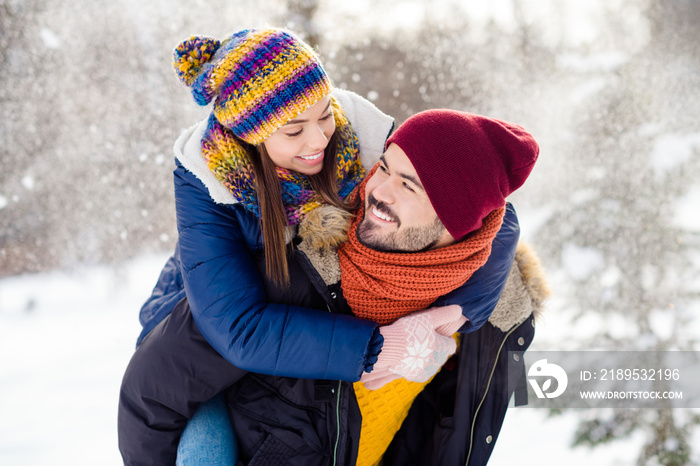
[0,253,697,465]
[0,254,164,465]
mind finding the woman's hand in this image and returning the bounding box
[360,305,467,390]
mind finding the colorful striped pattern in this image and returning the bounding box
[173,28,332,145]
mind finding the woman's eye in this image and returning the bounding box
[286,129,303,137]
[320,113,333,121]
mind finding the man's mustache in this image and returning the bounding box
[367,193,399,225]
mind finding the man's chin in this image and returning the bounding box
[356,221,384,249]
[356,221,400,252]
[356,219,443,253]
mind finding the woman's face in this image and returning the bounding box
[263,97,335,175]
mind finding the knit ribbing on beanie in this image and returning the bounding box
[201,98,364,225]
[385,109,538,241]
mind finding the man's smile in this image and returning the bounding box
[370,206,396,223]
[367,194,398,225]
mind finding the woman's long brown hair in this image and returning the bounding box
[247,130,349,287]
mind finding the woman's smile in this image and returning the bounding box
[297,151,324,165]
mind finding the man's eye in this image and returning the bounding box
[403,182,415,193]
[379,165,388,173]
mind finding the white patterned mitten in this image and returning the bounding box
[361,305,466,389]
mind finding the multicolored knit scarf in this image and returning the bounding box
[338,165,506,324]
[201,97,364,225]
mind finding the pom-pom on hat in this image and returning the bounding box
[173,28,332,145]
[386,109,539,241]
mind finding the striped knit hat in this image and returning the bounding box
[173,28,332,145]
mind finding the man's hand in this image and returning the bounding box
[360,305,466,390]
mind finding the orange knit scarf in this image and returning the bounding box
[337,169,505,324]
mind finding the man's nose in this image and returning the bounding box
[371,178,395,205]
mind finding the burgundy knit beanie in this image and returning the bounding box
[386,109,539,241]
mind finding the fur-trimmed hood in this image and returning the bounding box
[488,242,550,331]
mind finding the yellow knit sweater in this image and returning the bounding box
[353,334,460,466]
[353,377,432,466]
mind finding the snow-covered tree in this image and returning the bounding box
[537,1,700,463]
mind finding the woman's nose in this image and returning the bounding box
[307,124,329,150]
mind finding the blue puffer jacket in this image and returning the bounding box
[136,89,520,382]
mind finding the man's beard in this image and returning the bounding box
[356,194,446,253]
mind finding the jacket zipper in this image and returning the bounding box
[294,250,346,464]
[464,324,519,466]
[333,380,342,466]
[326,302,342,466]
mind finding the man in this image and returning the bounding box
[119,109,547,465]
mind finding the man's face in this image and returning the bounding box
[357,143,455,252]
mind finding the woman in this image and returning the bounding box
[121,28,521,465]
[137,29,394,379]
